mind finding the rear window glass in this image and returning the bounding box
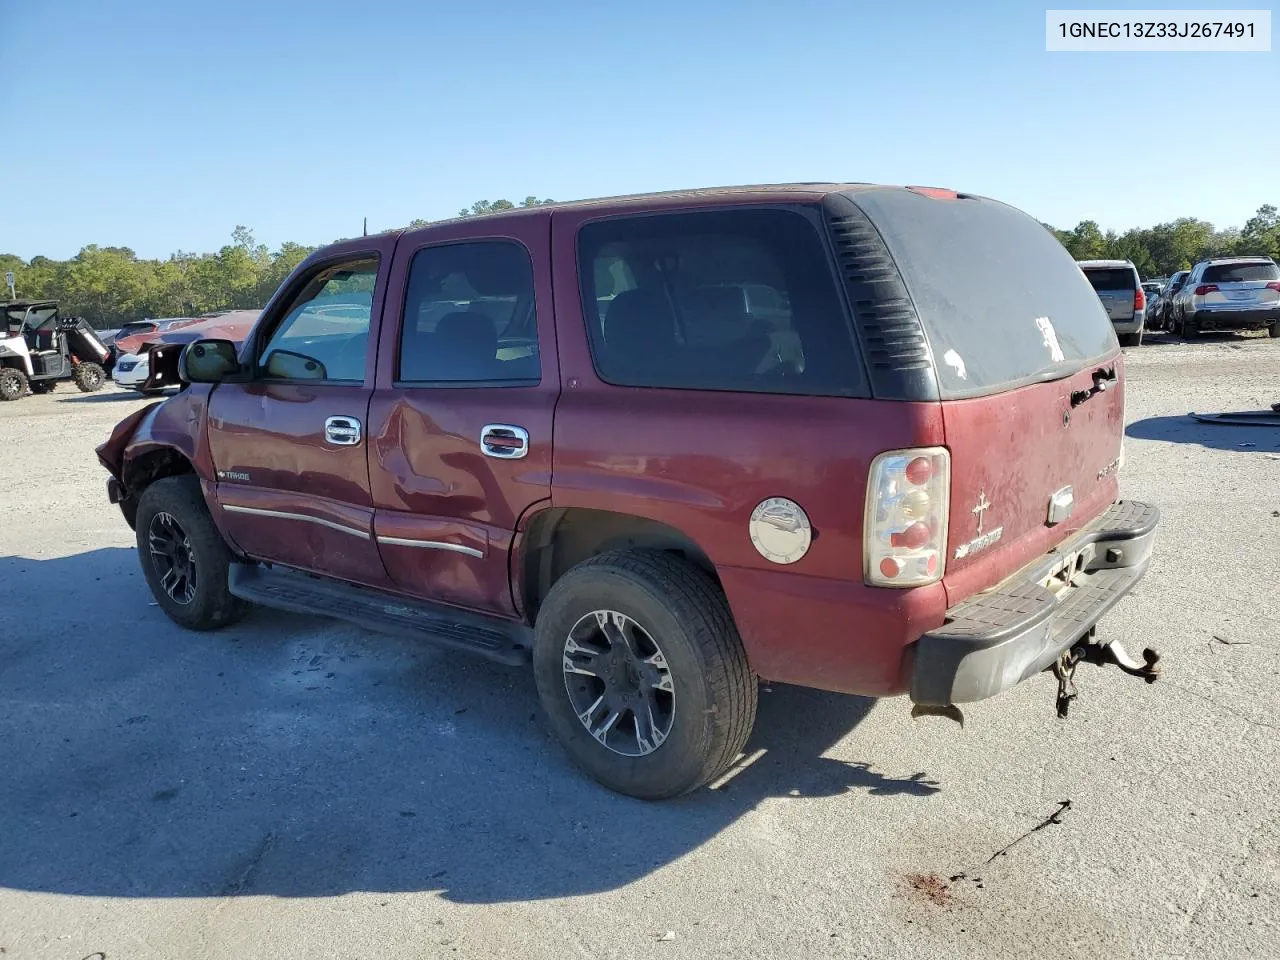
[846,191,1117,399]
[577,208,864,397]
[1203,261,1280,283]
[1082,268,1137,291]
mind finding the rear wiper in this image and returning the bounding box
[1070,366,1117,407]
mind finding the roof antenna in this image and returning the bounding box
[362,217,368,237]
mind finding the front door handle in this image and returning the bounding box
[324,415,362,446]
[480,424,529,459]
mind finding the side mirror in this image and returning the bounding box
[179,339,241,383]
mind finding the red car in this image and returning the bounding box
[98,184,1160,799]
[109,317,203,360]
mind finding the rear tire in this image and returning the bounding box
[1269,322,1278,339]
[135,475,249,631]
[532,550,757,800]
[73,361,105,392]
[0,368,28,400]
[1182,316,1199,339]
[1119,330,1142,347]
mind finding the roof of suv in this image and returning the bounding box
[403,183,980,230]
[1076,259,1137,269]
[1195,256,1276,265]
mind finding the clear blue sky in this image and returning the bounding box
[3,0,1276,260]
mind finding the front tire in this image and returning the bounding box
[1269,322,1278,339]
[135,475,248,631]
[532,550,757,800]
[73,361,106,392]
[0,368,28,400]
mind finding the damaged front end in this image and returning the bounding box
[96,402,163,528]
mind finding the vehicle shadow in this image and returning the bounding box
[55,390,161,404]
[1136,330,1263,348]
[1126,414,1280,453]
[0,548,937,905]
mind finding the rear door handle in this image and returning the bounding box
[480,424,529,459]
[324,415,362,446]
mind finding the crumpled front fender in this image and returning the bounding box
[95,385,216,495]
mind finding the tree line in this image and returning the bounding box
[2,198,1275,329]
[0,197,554,329]
[1044,204,1280,280]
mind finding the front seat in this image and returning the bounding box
[428,310,499,381]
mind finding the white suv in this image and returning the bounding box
[1170,257,1280,339]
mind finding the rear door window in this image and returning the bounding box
[843,190,1117,399]
[1082,268,1137,291]
[577,208,864,397]
[1203,261,1280,283]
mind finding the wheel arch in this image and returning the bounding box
[515,505,720,622]
[119,445,197,529]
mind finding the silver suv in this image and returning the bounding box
[1078,259,1145,346]
[1170,257,1280,338]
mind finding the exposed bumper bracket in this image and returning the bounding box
[911,500,1160,707]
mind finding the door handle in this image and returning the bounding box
[324,415,362,446]
[480,423,529,459]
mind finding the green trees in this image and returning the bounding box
[1047,206,1277,277]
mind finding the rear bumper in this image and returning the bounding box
[1187,306,1279,329]
[1111,315,1143,335]
[911,500,1159,706]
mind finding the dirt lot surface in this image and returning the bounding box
[1,332,1277,960]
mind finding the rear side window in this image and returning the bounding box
[1203,261,1280,283]
[845,191,1117,399]
[577,208,864,396]
[397,240,540,384]
[1082,267,1137,291]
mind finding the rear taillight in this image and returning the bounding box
[864,447,950,588]
[1266,282,1280,292]
[1194,284,1219,296]
[1133,287,1145,310]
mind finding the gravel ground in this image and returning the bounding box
[1,331,1277,960]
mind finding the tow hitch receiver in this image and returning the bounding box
[1053,634,1161,718]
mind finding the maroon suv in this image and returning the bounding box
[98,183,1160,799]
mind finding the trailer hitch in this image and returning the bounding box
[1053,635,1160,718]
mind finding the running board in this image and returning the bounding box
[228,564,532,666]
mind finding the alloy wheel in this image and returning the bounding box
[148,511,197,604]
[562,610,676,757]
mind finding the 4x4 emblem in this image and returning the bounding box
[972,491,991,534]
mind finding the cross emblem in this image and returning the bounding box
[973,491,991,534]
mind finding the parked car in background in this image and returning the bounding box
[112,310,262,395]
[1078,259,1145,346]
[109,317,202,360]
[99,183,1160,800]
[1169,257,1280,338]
[1142,281,1163,301]
[1149,270,1190,331]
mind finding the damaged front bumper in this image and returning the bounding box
[911,500,1160,707]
